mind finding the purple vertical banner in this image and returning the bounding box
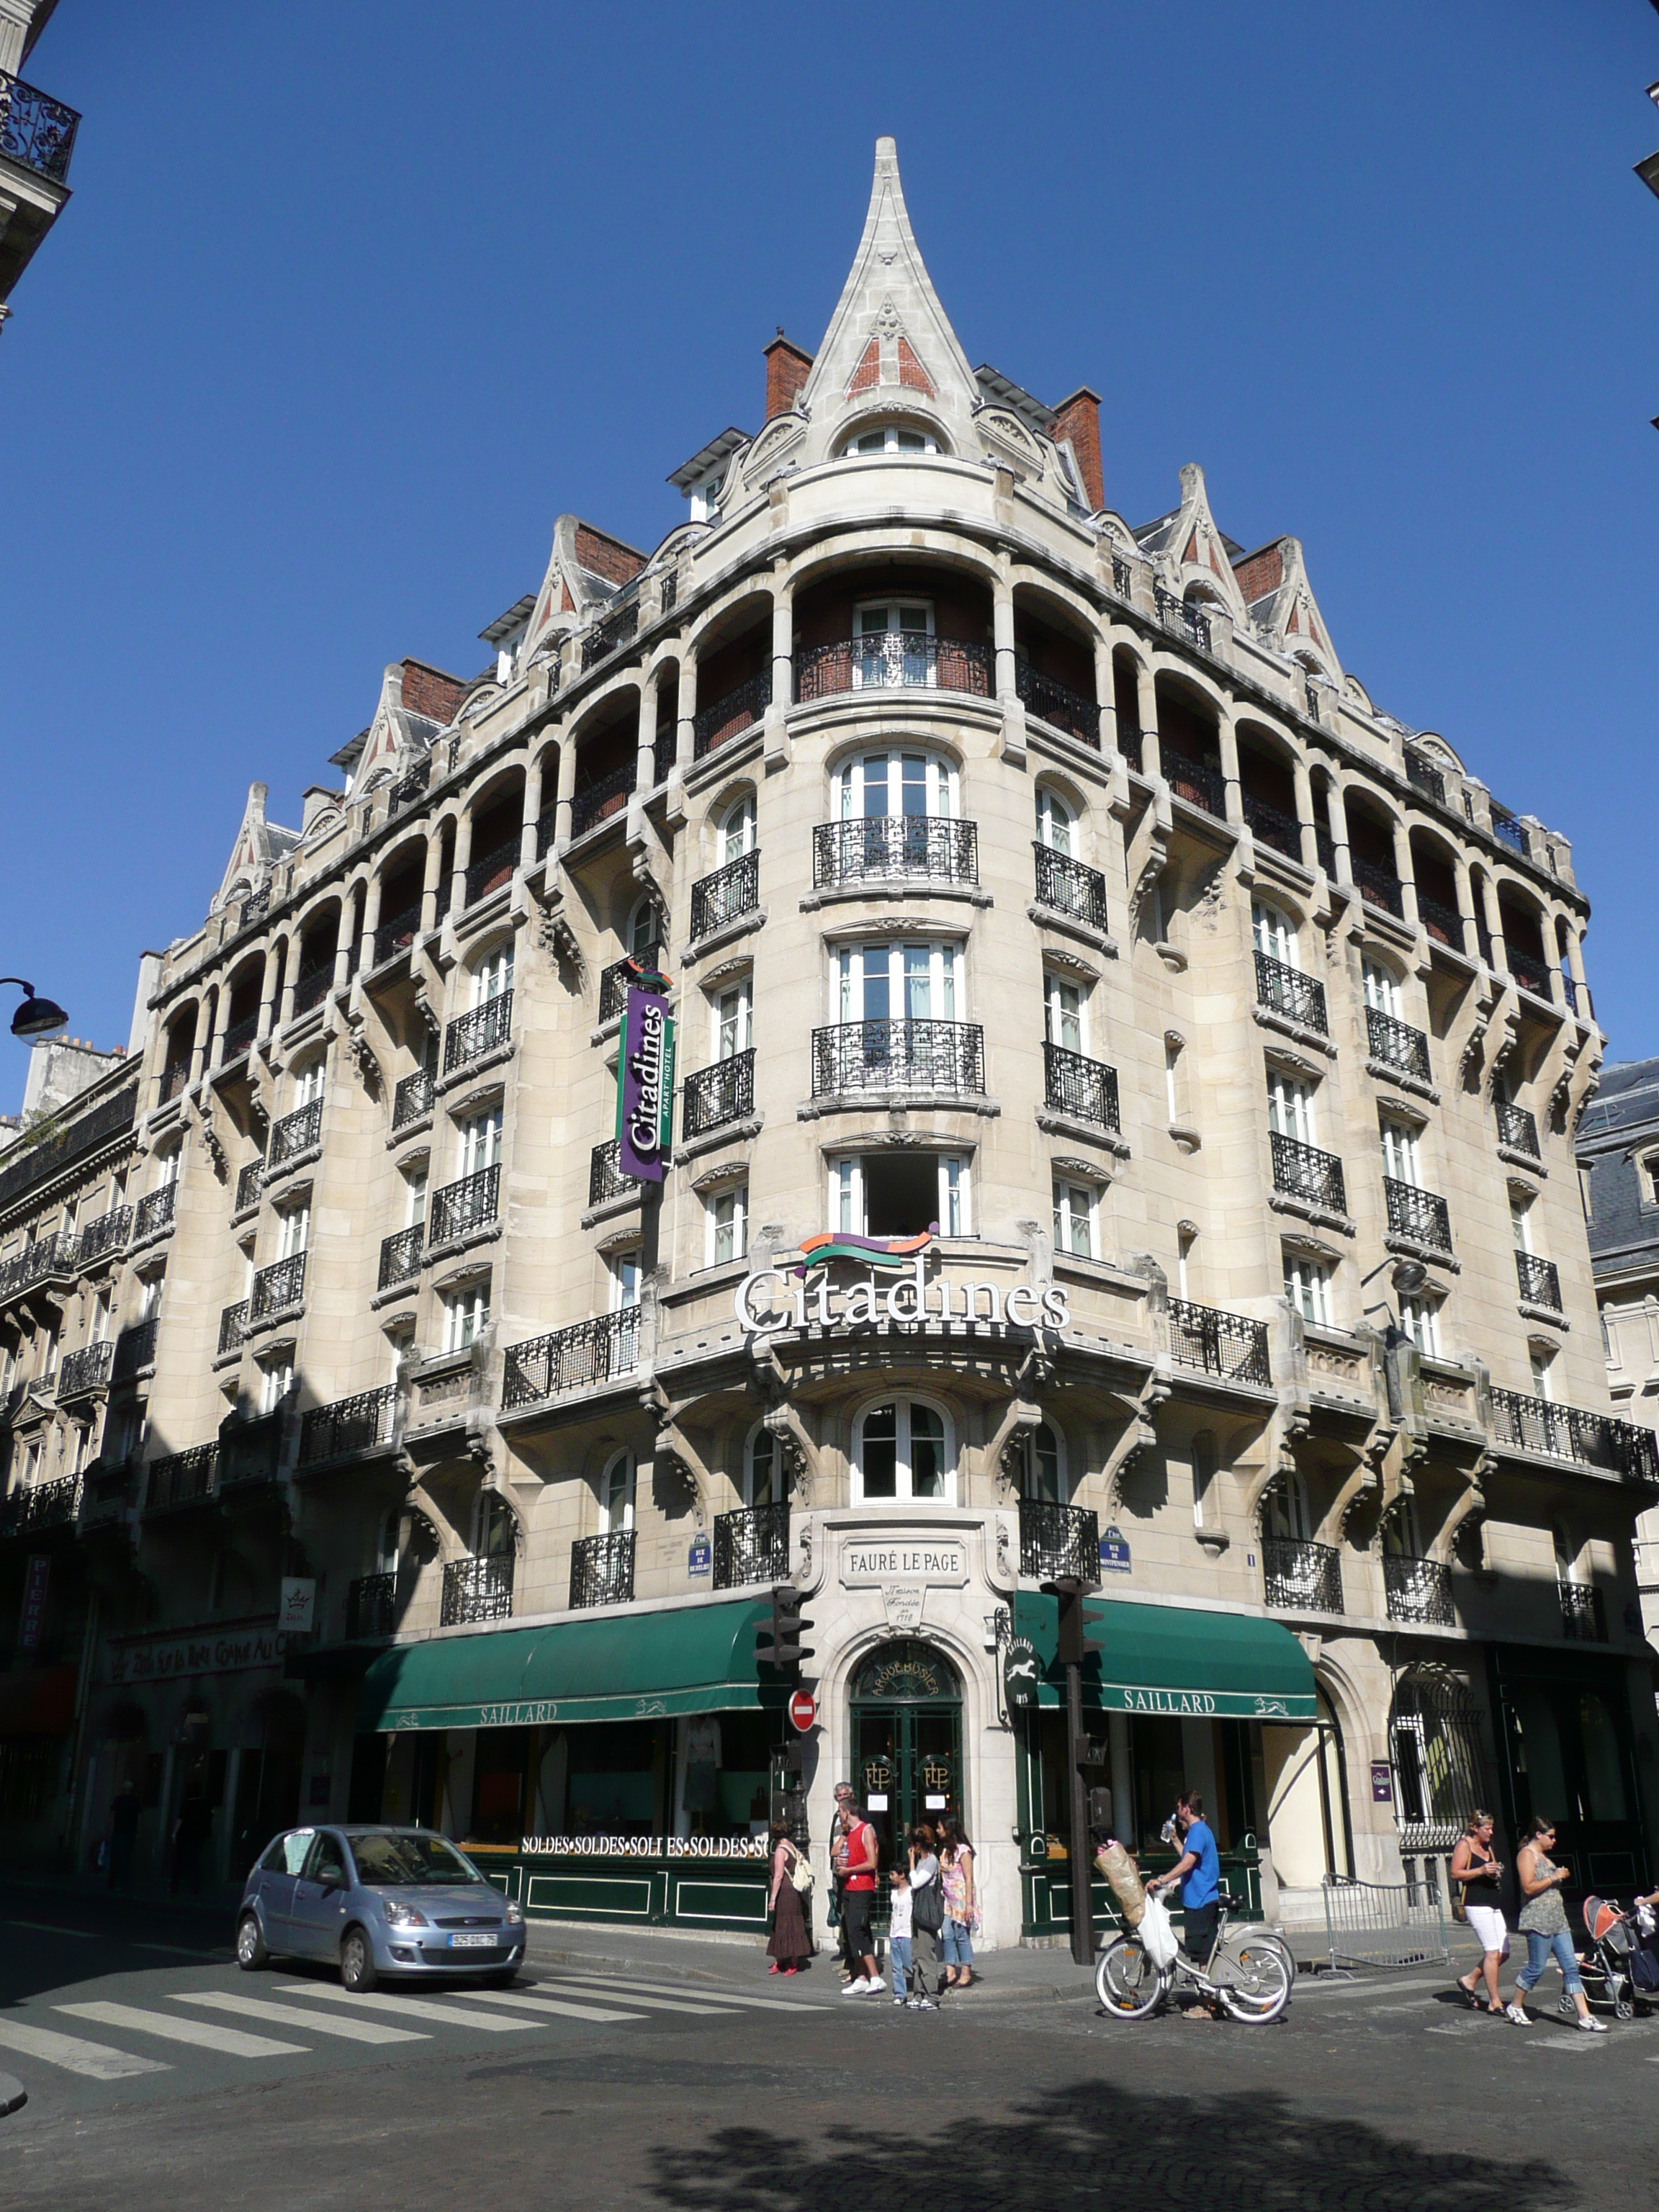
[18,1555,50,1653]
[616,986,675,1183]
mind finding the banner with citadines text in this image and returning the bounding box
[617,984,675,1182]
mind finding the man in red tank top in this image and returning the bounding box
[835,1797,881,1994]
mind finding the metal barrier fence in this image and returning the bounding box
[1321,1875,1449,1972]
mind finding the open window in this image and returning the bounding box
[831,1152,967,1238]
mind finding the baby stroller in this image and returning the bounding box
[1580,1896,1659,2021]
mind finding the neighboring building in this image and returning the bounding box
[2,140,1653,1943]
[0,2,80,334]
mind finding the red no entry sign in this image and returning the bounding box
[788,1689,817,1733]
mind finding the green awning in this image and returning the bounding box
[1015,1593,1317,1723]
[356,1596,778,1734]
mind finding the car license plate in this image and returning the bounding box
[450,1933,495,1948]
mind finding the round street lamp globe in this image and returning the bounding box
[4,982,69,1038]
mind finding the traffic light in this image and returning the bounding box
[1043,1575,1093,1665]
[754,1585,814,1673]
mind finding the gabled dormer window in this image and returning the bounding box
[689,472,724,523]
[845,424,938,457]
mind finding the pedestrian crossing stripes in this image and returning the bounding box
[271,1984,549,2031]
[456,1987,693,2022]
[55,2001,307,2059]
[0,2017,169,2081]
[547,1972,833,2013]
[172,1992,428,2044]
[513,1982,748,2018]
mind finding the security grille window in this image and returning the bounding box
[1283,1250,1334,1327]
[832,1153,968,1238]
[716,980,752,1059]
[1053,1178,1096,1259]
[855,1399,950,1503]
[845,426,938,456]
[837,940,958,1022]
[1362,960,1403,1018]
[276,1202,310,1260]
[837,746,954,819]
[1380,1118,1421,1187]
[708,1184,749,1267]
[442,1280,490,1354]
[1035,786,1074,855]
[609,1249,642,1313]
[1399,1294,1442,1358]
[1252,902,1298,968]
[1267,1068,1317,1146]
[475,944,514,1006]
[457,1105,503,1179]
[1044,974,1086,1055]
[600,1449,636,1534]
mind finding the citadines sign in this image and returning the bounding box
[617,984,675,1183]
[734,1237,1069,1335]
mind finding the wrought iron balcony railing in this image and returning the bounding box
[1269,1131,1346,1213]
[0,69,80,185]
[1254,951,1327,1035]
[1559,1581,1607,1643]
[570,1529,635,1609]
[112,1316,158,1380]
[1018,1496,1100,1582]
[1154,585,1211,652]
[812,816,979,889]
[1491,1388,1659,1481]
[390,756,430,812]
[1507,950,1553,1003]
[1366,1007,1431,1082]
[57,1339,114,1401]
[1490,804,1528,856]
[1043,1041,1120,1132]
[1164,751,1226,817]
[598,949,662,1026]
[444,991,512,1074]
[652,726,678,784]
[133,1184,176,1239]
[465,835,518,908]
[1403,747,1446,806]
[392,1067,435,1130]
[582,603,639,670]
[1417,893,1462,949]
[441,1553,514,1627]
[1496,1100,1541,1158]
[1242,792,1301,860]
[1263,1535,1343,1614]
[503,1309,639,1406]
[570,762,635,839]
[429,1164,500,1244]
[1167,1300,1272,1388]
[1014,662,1098,747]
[249,1251,306,1321]
[1033,845,1109,932]
[683,1049,754,1141]
[217,1410,284,1492]
[292,960,334,1017]
[691,850,760,937]
[693,670,772,758]
[378,1226,423,1290]
[216,1302,248,1357]
[1352,858,1404,918]
[222,1012,259,1064]
[1384,1178,1452,1254]
[588,1139,632,1208]
[0,1230,81,1300]
[77,1205,131,1265]
[144,1445,217,1516]
[0,1473,81,1539]
[1516,1251,1562,1311]
[793,632,994,703]
[713,1502,791,1590]
[269,1097,323,1166]
[372,902,423,968]
[158,1062,190,1105]
[300,1383,397,1468]
[235,1160,264,1213]
[346,1572,396,1640]
[812,1020,984,1100]
[1383,1551,1455,1627]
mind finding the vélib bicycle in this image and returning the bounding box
[1094,1885,1292,2025]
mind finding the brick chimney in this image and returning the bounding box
[764,330,814,420]
[1049,387,1103,511]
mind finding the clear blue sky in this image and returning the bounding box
[4,1,1657,1106]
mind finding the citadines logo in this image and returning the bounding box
[734,1229,1069,1334]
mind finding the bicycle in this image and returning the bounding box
[1094,1884,1292,2025]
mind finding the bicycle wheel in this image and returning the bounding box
[1214,1936,1290,2025]
[1094,1933,1166,2020]
[1246,1928,1297,2008]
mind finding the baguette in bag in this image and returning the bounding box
[1095,1838,1146,1929]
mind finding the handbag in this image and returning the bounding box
[912,1876,945,1935]
[788,1846,815,1896]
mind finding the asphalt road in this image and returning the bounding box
[3,1886,1655,2211]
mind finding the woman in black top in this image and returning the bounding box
[1451,1809,1509,2014]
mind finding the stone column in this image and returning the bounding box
[206,987,231,1075]
[419,832,446,938]
[1093,637,1118,755]
[361,873,384,971]
[1544,916,1569,1011]
[276,938,299,1031]
[1217,703,1243,827]
[188,994,214,1083]
[255,941,281,1043]
[449,809,474,920]
[520,751,547,872]
[1324,779,1353,888]
[554,736,579,849]
[1392,819,1419,927]
[1135,662,1161,781]
[1480,875,1508,974]
[1292,758,1318,873]
[332,897,356,992]
[1452,853,1479,961]
[634,677,656,796]
[771,576,794,711]
[992,576,1017,702]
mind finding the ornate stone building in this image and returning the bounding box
[0,2,80,336]
[3,140,1653,1942]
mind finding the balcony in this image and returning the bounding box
[0,1084,138,1220]
[269,1097,323,1168]
[1559,1582,1607,1643]
[78,1205,132,1268]
[346,1572,396,1640]
[372,902,423,968]
[429,1164,500,1244]
[1490,804,1528,857]
[1515,1251,1562,1313]
[812,816,979,891]
[582,603,639,671]
[217,1302,248,1357]
[1164,751,1226,818]
[1167,1300,1272,1388]
[1154,585,1211,652]
[1417,893,1463,949]
[683,1049,755,1141]
[390,757,431,814]
[444,992,512,1075]
[652,726,678,784]
[291,960,333,1018]
[233,1161,264,1215]
[1242,792,1301,862]
[1033,845,1108,933]
[79,1461,136,1529]
[1403,748,1446,806]
[441,1553,514,1627]
[693,671,771,759]
[570,1530,636,1610]
[299,1383,397,1469]
[1043,1042,1120,1133]
[1270,1132,1346,1213]
[158,1063,190,1107]
[0,1473,81,1539]
[112,1316,158,1380]
[0,1230,81,1300]
[598,949,662,1027]
[1384,1178,1452,1254]
[1255,952,1327,1036]
[143,1445,217,1516]
[570,762,635,840]
[1014,662,1098,747]
[221,1012,259,1065]
[1017,1496,1100,1582]
[691,850,760,938]
[249,1251,307,1323]
[1352,858,1403,919]
[713,1502,791,1590]
[1490,1388,1659,1482]
[1382,1552,1455,1628]
[217,1410,284,1493]
[0,69,81,185]
[811,1020,985,1100]
[464,835,519,909]
[588,1140,632,1209]
[392,1067,435,1130]
[133,1184,176,1240]
[793,632,993,703]
[1263,1536,1343,1614]
[503,1309,639,1407]
[1366,1007,1432,1083]
[1507,950,1553,1004]
[1496,1100,1541,1159]
[378,1227,423,1290]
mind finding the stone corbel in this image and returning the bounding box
[1241,1396,1310,1525]
[652,1414,711,1530]
[193,1103,229,1184]
[1102,1375,1170,1511]
[1315,1445,1380,1550]
[346,1015,384,1101]
[1378,1424,1429,1516]
[1126,799,1171,934]
[412,981,443,1040]
[752,1344,820,1506]
[1433,1451,1492,1566]
[986,1395,1043,1496]
[541,907,585,990]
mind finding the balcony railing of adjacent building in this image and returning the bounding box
[793,632,994,704]
[76,1204,131,1267]
[392,1067,435,1130]
[1043,1041,1120,1133]
[143,1445,217,1516]
[112,1316,158,1380]
[1559,1581,1607,1643]
[1154,585,1211,652]
[691,850,760,937]
[441,1553,514,1627]
[1254,952,1328,1035]
[372,903,423,968]
[346,1572,396,1640]
[812,816,979,890]
[235,1160,264,1213]
[503,1309,640,1407]
[598,948,662,1027]
[1352,858,1404,918]
[1366,1007,1432,1082]
[1491,1388,1659,1481]
[811,1020,986,1100]
[0,71,81,184]
[582,603,639,672]
[78,1460,135,1528]
[1507,949,1553,1004]
[1382,1552,1455,1627]
[1167,1300,1272,1388]
[0,1085,138,1220]
[249,1251,306,1321]
[222,1011,259,1064]
[1490,804,1528,857]
[570,1529,635,1610]
[429,1164,500,1244]
[464,837,519,909]
[378,1226,423,1290]
[1496,1100,1541,1159]
[300,1383,398,1469]
[1383,1178,1452,1254]
[0,1473,81,1539]
[1017,1497,1100,1582]
[1033,845,1109,932]
[291,960,333,1017]
[683,1050,754,1141]
[1515,1251,1563,1312]
[1164,750,1226,818]
[0,1231,81,1301]
[216,1302,248,1357]
[693,671,772,760]
[444,992,512,1075]
[588,1139,632,1208]
[133,1184,176,1239]
[570,762,635,840]
[1270,1132,1346,1213]
[269,1097,323,1167]
[713,1503,791,1590]
[1014,662,1098,747]
[1417,892,1463,949]
[1403,747,1447,806]
[1263,1536,1343,1614]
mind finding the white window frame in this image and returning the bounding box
[259,1355,293,1415]
[718,794,756,864]
[276,1201,310,1260]
[1284,1249,1334,1327]
[688,470,724,523]
[473,942,514,1007]
[293,1059,326,1109]
[1362,958,1403,1018]
[1510,1195,1533,1254]
[1022,1420,1066,1503]
[1267,1067,1317,1146]
[707,1183,749,1268]
[608,1249,641,1313]
[744,1424,782,1508]
[1035,786,1074,855]
[837,747,955,819]
[835,939,959,1023]
[851,1396,955,1506]
[1531,1348,1555,1401]
[714,979,752,1060]
[1044,973,1086,1056]
[831,1154,970,1238]
[1053,1177,1097,1259]
[844,426,938,458]
[626,896,659,963]
[1252,901,1298,968]
[1399,1292,1442,1358]
[1380,1118,1421,1188]
[457,1104,503,1179]
[442,1279,490,1354]
[1265,1468,1313,1542]
[600,1448,636,1533]
[403,1165,428,1230]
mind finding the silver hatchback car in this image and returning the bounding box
[236,1824,526,1991]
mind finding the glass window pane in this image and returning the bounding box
[860,1405,898,1498]
[909,1405,945,1498]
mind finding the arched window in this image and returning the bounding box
[1382,1496,1423,1557]
[600,1449,635,1534]
[844,424,938,457]
[473,940,514,1007]
[1362,957,1403,1019]
[1035,786,1074,855]
[475,1490,516,1558]
[853,1398,952,1505]
[1264,1470,1312,1542]
[718,793,755,865]
[837,747,955,819]
[745,1425,783,1508]
[1251,899,1298,968]
[1020,1421,1065,1503]
[626,896,660,963]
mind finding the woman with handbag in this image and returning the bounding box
[908,1823,944,1990]
[1450,1808,1509,2015]
[767,1817,812,1976]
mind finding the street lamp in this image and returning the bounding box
[1,979,69,1039]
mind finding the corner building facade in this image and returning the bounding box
[8,140,1657,1943]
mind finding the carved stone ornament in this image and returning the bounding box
[197,1112,228,1183]
[413,986,442,1038]
[346,1020,382,1101]
[874,296,903,341]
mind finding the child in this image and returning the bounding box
[887,1866,936,2009]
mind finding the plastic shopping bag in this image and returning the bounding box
[1138,1891,1179,1971]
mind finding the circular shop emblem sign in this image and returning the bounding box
[1002,1635,1040,1710]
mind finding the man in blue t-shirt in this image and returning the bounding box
[1147,1791,1222,2011]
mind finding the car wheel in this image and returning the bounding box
[236,1914,269,1971]
[340,1926,379,1992]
